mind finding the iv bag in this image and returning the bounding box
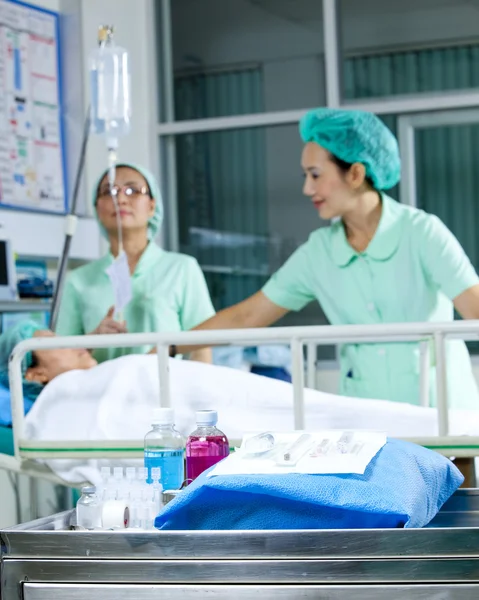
[89,30,131,145]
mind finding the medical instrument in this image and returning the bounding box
[310,438,332,457]
[17,276,53,299]
[276,433,313,466]
[244,432,276,455]
[144,408,185,490]
[337,430,355,454]
[186,410,229,481]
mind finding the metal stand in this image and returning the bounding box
[49,108,91,331]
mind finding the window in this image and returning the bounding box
[169,0,324,120]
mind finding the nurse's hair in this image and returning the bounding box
[299,107,401,190]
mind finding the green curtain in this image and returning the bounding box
[174,68,268,309]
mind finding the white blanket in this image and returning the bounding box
[24,355,479,485]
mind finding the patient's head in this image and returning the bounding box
[25,330,97,384]
[0,320,97,397]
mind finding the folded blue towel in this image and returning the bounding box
[155,439,463,530]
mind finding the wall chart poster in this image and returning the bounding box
[0,0,66,214]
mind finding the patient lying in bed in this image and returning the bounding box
[3,321,479,485]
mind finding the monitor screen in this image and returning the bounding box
[0,240,9,286]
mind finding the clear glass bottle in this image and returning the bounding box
[76,486,101,529]
[144,408,185,490]
[186,410,229,481]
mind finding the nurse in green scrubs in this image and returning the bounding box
[56,163,215,364]
[178,108,479,408]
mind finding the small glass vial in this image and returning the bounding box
[76,486,101,529]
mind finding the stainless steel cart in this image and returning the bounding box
[2,488,479,599]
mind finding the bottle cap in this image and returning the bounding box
[195,410,218,426]
[81,485,96,495]
[152,408,174,425]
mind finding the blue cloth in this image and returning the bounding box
[155,439,463,530]
[250,366,292,383]
[299,108,401,190]
[0,382,35,426]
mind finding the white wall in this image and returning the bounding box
[341,3,479,53]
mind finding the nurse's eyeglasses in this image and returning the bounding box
[97,185,151,200]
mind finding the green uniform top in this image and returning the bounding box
[263,194,479,408]
[56,242,215,363]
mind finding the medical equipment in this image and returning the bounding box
[90,25,131,255]
[89,26,131,158]
[76,486,101,529]
[244,432,276,455]
[0,236,19,302]
[50,25,131,330]
[3,489,479,600]
[81,465,162,530]
[282,433,312,462]
[186,410,229,481]
[144,408,185,489]
[17,277,53,299]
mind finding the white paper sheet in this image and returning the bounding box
[105,251,132,314]
[208,430,387,477]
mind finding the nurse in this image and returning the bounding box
[175,108,479,408]
[56,163,215,364]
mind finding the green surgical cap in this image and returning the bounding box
[0,320,44,398]
[92,163,164,240]
[299,108,401,190]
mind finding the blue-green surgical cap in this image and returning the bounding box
[92,163,164,240]
[0,320,44,398]
[299,108,401,190]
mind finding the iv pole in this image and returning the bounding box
[49,107,91,331]
[49,26,115,331]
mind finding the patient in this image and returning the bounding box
[0,320,97,402]
[25,330,97,383]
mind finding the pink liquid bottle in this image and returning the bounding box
[186,410,229,482]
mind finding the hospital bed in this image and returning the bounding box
[2,321,479,490]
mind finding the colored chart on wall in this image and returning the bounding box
[0,0,66,213]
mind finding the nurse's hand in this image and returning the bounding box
[91,307,127,335]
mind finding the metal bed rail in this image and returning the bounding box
[6,320,479,469]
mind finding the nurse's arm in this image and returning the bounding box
[150,291,288,355]
[453,284,479,319]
